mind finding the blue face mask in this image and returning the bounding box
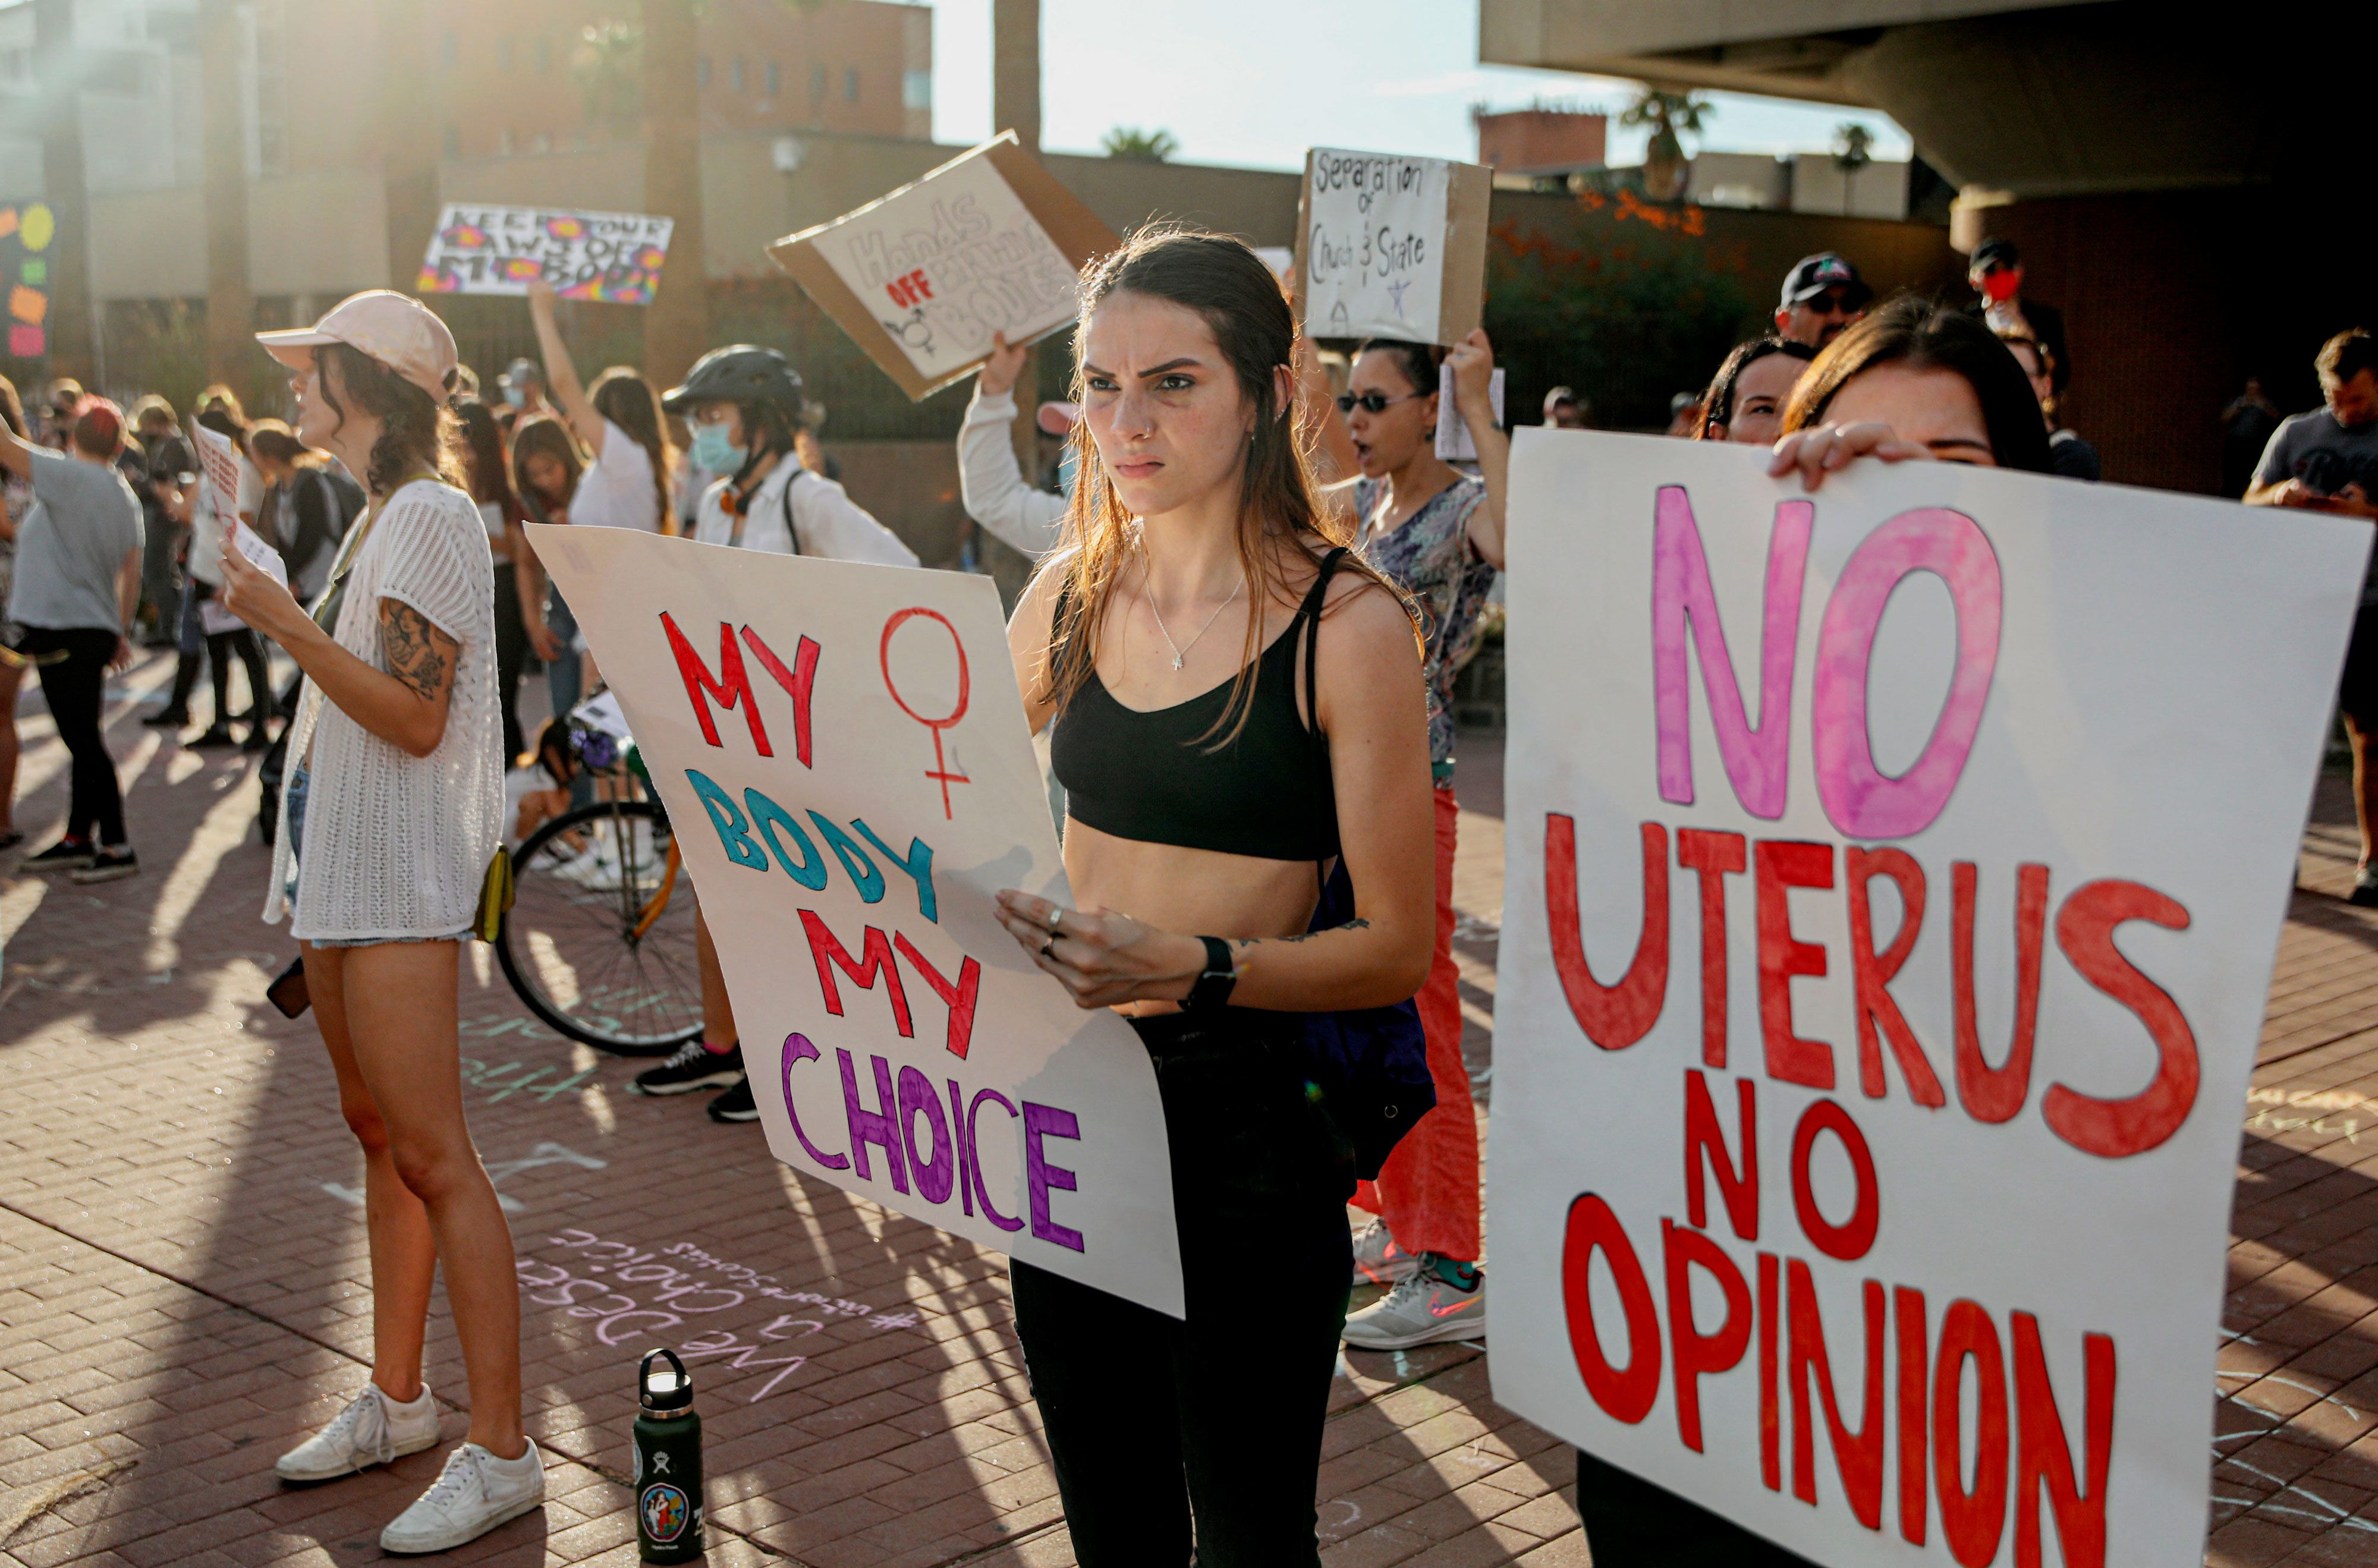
[691,423,746,474]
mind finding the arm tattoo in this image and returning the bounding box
[380,600,458,702]
[1234,918,1370,951]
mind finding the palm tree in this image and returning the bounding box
[200,0,253,385]
[378,0,441,302]
[1621,86,1707,203]
[30,0,93,382]
[1099,127,1179,163]
[574,20,644,137]
[640,0,709,384]
[1833,122,1876,215]
[989,0,1043,533]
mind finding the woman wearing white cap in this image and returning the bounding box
[219,289,543,1553]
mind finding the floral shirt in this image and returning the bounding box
[1355,474,1495,767]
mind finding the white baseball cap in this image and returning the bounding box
[257,290,459,407]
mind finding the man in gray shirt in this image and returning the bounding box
[1,395,144,882]
[2249,328,2378,902]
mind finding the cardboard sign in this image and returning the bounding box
[1487,432,2368,1566]
[768,133,1119,402]
[527,524,1185,1317]
[1296,148,1490,345]
[416,203,675,304]
[1435,364,1505,464]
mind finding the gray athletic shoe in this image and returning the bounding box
[379,1438,546,1554]
[1341,1263,1487,1350]
[1350,1216,1420,1287]
[275,1383,439,1482]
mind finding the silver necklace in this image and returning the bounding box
[1139,552,1244,672]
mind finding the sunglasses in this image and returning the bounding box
[1336,391,1426,415]
[1799,289,1855,315]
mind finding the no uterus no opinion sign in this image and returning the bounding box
[530,525,1182,1317]
[1489,433,2369,1566]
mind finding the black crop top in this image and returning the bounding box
[1050,550,1343,862]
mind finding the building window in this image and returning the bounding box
[810,63,825,100]
[697,55,711,88]
[498,127,514,156]
[765,61,780,97]
[443,124,461,158]
[534,37,551,75]
[531,131,551,153]
[499,34,514,71]
[902,69,930,112]
[731,56,744,94]
[438,31,457,69]
[843,67,858,102]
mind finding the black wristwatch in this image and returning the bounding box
[1181,936,1238,1013]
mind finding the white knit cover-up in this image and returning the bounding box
[265,479,503,941]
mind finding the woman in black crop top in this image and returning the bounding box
[985,229,1433,1566]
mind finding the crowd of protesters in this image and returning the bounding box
[1,216,2371,1563]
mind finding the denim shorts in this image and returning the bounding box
[285,763,468,949]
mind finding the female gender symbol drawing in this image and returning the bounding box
[880,608,971,819]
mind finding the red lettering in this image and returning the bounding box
[1933,1299,2011,1568]
[2012,1314,2115,1568]
[894,933,981,1060]
[1788,1261,1885,1530]
[2046,880,2199,1158]
[1759,1251,1782,1492]
[1952,861,2049,1123]
[798,911,913,1037]
[1895,1286,1929,1545]
[1663,1220,1752,1452]
[1756,840,1835,1088]
[740,626,820,769]
[1560,1194,1661,1424]
[1684,1069,1758,1241]
[910,268,934,300]
[662,612,771,755]
[1845,846,1945,1106]
[1789,1099,1880,1262]
[1545,816,1669,1051]
[1677,829,1745,1068]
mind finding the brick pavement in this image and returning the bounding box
[5,654,2378,1565]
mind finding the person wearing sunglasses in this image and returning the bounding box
[1773,252,1873,350]
[1962,237,2069,396]
[1307,328,1505,1352]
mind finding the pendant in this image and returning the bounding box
[1171,654,1185,671]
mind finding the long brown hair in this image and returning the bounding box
[508,414,584,522]
[588,367,677,536]
[1781,295,2050,474]
[317,342,464,497]
[1040,225,1402,744]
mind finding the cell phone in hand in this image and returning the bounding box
[266,954,310,1018]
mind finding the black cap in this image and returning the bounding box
[662,344,806,418]
[640,1348,693,1412]
[1779,252,1872,311]
[1971,238,2020,271]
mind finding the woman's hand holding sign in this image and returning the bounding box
[993,890,1206,1010]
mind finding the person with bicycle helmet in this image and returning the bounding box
[634,345,918,1122]
[671,344,916,564]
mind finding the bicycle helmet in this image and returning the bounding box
[662,345,805,417]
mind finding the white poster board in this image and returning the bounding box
[529,525,1184,1317]
[191,423,257,635]
[416,203,675,305]
[1489,431,2368,1566]
[1297,147,1489,345]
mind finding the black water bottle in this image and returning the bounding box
[633,1348,703,1563]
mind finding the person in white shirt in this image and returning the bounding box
[631,341,916,1124]
[957,329,1069,560]
[218,290,544,1555]
[524,279,674,537]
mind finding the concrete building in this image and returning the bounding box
[1474,106,1606,180]
[1476,0,2375,493]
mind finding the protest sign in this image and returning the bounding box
[1295,148,1489,345]
[192,423,255,635]
[769,133,1119,401]
[416,203,674,304]
[1487,432,2368,1566]
[527,524,1184,1317]
[1434,363,1503,464]
[0,201,55,361]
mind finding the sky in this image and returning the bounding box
[926,0,1914,172]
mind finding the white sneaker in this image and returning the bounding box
[275,1383,440,1482]
[379,1438,546,1554]
[1342,1262,1487,1350]
[1351,1217,1421,1288]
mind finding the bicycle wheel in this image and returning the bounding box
[498,798,704,1054]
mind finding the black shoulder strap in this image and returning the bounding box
[1301,547,1350,740]
[778,464,806,556]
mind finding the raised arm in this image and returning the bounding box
[527,279,607,457]
[1446,329,1509,570]
[960,333,1069,557]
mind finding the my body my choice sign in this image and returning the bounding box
[1489,433,2366,1565]
[530,526,1183,1317]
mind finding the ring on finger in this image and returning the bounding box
[1040,937,1058,961]
[1045,906,1063,934]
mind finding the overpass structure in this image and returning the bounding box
[1479,0,2368,493]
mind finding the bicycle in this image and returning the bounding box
[496,742,705,1056]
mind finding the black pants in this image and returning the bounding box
[1011,1009,1354,1568]
[493,560,529,763]
[18,625,125,846]
[1575,1450,1818,1566]
[205,626,271,731]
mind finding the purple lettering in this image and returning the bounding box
[899,1065,955,1205]
[1023,1101,1086,1253]
[836,1049,909,1194]
[778,1034,848,1171]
